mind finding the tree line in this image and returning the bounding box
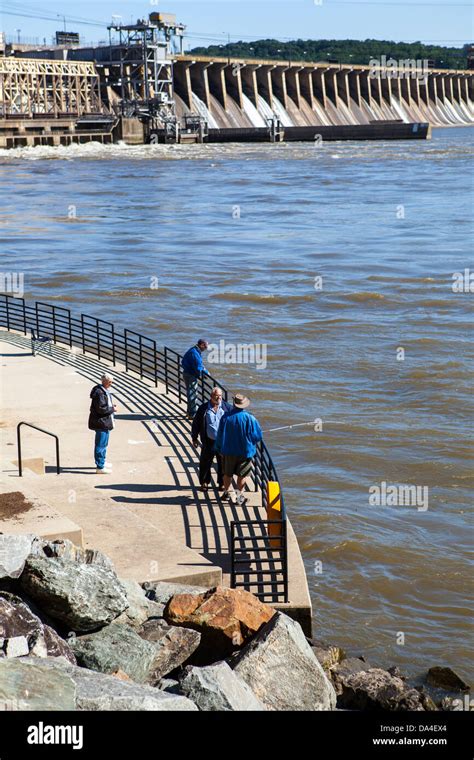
[188,39,472,70]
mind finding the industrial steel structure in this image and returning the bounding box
[0,56,101,117]
[0,10,473,147]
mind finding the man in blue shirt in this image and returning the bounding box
[181,339,209,419]
[192,387,232,491]
[215,394,263,505]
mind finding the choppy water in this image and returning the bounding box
[0,128,473,684]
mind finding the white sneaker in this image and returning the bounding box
[96,467,112,475]
[104,462,113,468]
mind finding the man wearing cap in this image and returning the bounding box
[181,339,209,420]
[191,387,232,491]
[88,373,117,475]
[215,393,263,505]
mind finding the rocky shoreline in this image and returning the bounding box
[0,534,469,712]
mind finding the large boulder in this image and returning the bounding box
[0,594,76,664]
[426,666,469,692]
[72,667,198,711]
[178,662,265,711]
[338,668,426,711]
[164,586,275,661]
[7,657,198,711]
[20,557,128,632]
[137,618,201,680]
[69,624,158,684]
[29,537,115,570]
[0,658,76,711]
[0,534,34,579]
[231,612,336,711]
[143,581,207,605]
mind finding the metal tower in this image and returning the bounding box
[106,13,185,123]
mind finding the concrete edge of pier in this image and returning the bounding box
[0,330,313,635]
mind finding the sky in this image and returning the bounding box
[1,0,473,48]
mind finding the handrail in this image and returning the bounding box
[2,294,288,601]
[0,294,286,518]
[17,422,61,477]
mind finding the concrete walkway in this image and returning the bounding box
[0,330,311,630]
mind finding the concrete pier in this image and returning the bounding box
[0,330,312,634]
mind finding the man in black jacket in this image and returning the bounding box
[191,387,232,491]
[88,373,117,475]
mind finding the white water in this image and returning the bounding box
[191,93,219,129]
[271,95,294,127]
[391,96,410,123]
[241,93,267,128]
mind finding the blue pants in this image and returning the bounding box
[94,430,110,469]
[183,372,199,418]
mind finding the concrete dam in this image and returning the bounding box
[1,13,473,148]
[172,56,474,130]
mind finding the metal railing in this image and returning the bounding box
[0,294,288,600]
[17,422,61,477]
[231,520,288,603]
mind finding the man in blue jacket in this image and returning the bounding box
[181,339,209,419]
[215,393,263,505]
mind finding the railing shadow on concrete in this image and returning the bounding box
[0,295,288,602]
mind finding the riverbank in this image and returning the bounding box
[0,533,469,711]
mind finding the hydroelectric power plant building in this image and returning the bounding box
[0,12,473,148]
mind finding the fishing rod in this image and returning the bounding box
[262,420,345,434]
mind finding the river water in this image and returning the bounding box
[0,128,472,684]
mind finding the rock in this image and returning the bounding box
[0,595,43,640]
[330,657,372,696]
[310,640,345,671]
[426,666,469,692]
[114,580,165,628]
[5,636,29,658]
[165,586,275,661]
[179,662,265,711]
[13,657,198,711]
[69,623,158,683]
[111,670,132,681]
[30,537,114,570]
[137,618,201,680]
[72,668,198,711]
[158,678,180,692]
[338,668,426,711]
[20,557,128,632]
[231,612,336,711]
[0,595,76,664]
[142,581,207,605]
[40,626,76,664]
[417,688,438,711]
[387,666,405,679]
[440,696,472,711]
[0,534,34,579]
[0,658,76,710]
[146,601,166,618]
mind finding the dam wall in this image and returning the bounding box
[0,52,472,147]
[173,56,474,129]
